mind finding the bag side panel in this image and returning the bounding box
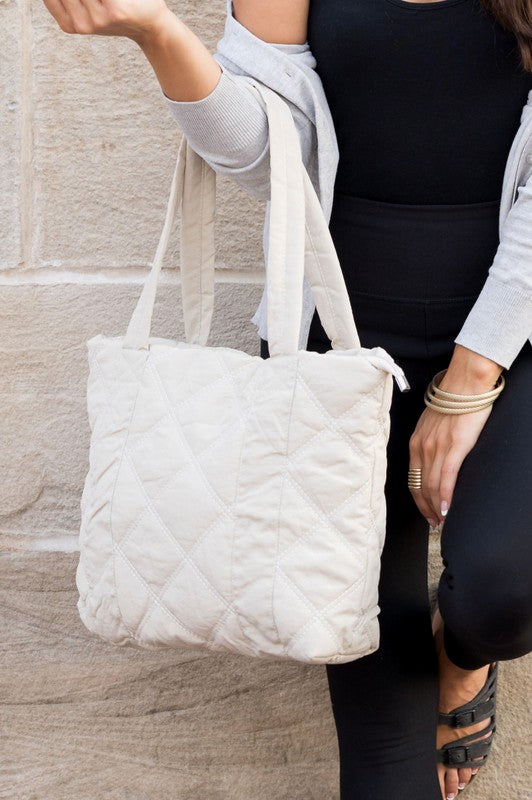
[76,337,149,646]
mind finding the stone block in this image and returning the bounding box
[28,0,264,274]
[0,551,530,799]
[0,552,338,800]
[0,0,22,270]
[0,280,263,550]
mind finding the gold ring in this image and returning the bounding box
[407,467,422,489]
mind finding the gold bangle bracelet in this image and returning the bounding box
[423,392,495,414]
[424,391,498,410]
[431,369,505,401]
[429,382,504,404]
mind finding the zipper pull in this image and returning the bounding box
[365,352,411,393]
[391,367,411,393]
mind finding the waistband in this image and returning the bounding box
[328,192,501,300]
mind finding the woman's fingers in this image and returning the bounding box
[61,0,94,33]
[426,449,447,524]
[439,452,462,520]
[42,0,171,38]
[409,403,494,528]
[42,0,75,32]
[409,432,439,526]
[43,0,104,34]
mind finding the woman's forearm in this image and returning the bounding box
[130,7,270,185]
[132,8,222,102]
[40,0,271,198]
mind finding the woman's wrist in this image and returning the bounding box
[129,7,181,49]
[131,9,223,103]
[438,345,504,395]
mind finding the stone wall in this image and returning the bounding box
[1,1,529,797]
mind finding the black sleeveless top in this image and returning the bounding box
[307,0,532,204]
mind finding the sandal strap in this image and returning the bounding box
[436,719,496,769]
[438,696,494,728]
[438,662,498,728]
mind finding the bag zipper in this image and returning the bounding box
[364,352,411,393]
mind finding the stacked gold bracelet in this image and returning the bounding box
[424,368,505,415]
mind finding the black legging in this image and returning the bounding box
[258,196,532,800]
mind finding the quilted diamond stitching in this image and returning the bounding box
[135,463,373,652]
[274,565,343,653]
[124,354,253,456]
[240,361,383,470]
[108,362,252,642]
[133,361,258,646]
[89,346,246,647]
[121,448,238,620]
[149,358,237,517]
[274,468,376,641]
[115,352,263,641]
[114,409,245,559]
[113,543,217,643]
[295,374,381,466]
[277,469,373,565]
[131,510,235,642]
[84,338,390,659]
[269,372,384,652]
[275,564,367,654]
[202,604,236,651]
[264,358,383,655]
[107,350,151,642]
[271,354,300,656]
[123,349,376,651]
[93,344,142,387]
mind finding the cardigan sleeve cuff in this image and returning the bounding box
[161,65,269,171]
[453,274,532,370]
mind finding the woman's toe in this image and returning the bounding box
[445,768,460,799]
[457,767,472,789]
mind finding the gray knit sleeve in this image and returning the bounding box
[454,171,532,369]
[162,64,272,201]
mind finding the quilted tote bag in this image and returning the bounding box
[75,81,410,664]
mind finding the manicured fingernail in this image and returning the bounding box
[471,769,479,775]
[428,517,438,527]
[446,794,456,799]
[458,783,466,790]
[441,500,449,516]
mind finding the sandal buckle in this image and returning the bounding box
[454,710,476,727]
[444,746,468,766]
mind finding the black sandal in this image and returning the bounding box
[437,661,498,781]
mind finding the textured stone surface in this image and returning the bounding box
[26,0,264,273]
[0,553,338,800]
[2,0,530,797]
[0,0,22,270]
[0,552,530,800]
[0,281,263,551]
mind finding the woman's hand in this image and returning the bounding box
[408,345,503,528]
[42,0,172,43]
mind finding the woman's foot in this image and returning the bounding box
[433,607,494,799]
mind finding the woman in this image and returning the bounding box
[42,1,532,798]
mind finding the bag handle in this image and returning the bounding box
[122,81,361,354]
[122,133,216,350]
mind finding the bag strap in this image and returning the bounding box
[123,133,216,350]
[122,81,361,354]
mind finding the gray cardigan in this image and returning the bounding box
[163,0,532,370]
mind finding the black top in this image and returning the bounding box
[307,0,532,204]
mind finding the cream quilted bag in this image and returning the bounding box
[75,81,410,664]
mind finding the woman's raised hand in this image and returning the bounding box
[41,0,173,42]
